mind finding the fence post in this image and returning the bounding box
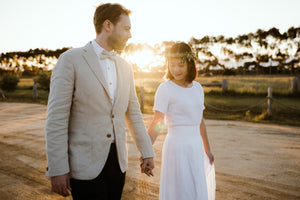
[140,86,144,113]
[33,78,38,101]
[292,77,298,94]
[0,88,5,101]
[222,79,228,93]
[267,87,272,116]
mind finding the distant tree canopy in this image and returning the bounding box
[189,26,300,75]
[1,47,70,60]
[0,47,71,77]
[0,26,299,76]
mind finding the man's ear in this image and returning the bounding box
[103,19,113,33]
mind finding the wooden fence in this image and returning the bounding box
[138,77,300,115]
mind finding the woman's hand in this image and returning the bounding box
[147,111,165,145]
[206,151,214,165]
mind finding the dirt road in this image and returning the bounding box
[0,103,299,200]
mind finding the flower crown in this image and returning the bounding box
[166,51,197,62]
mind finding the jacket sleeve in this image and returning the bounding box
[125,66,155,159]
[45,51,74,177]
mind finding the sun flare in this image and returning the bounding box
[123,49,165,72]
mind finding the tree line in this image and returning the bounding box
[189,26,300,75]
[0,26,299,77]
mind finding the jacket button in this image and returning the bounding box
[112,114,114,118]
[107,134,111,138]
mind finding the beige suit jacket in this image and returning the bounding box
[45,42,155,180]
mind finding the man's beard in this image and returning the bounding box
[107,33,127,51]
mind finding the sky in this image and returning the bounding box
[0,0,299,53]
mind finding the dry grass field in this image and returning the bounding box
[134,74,299,94]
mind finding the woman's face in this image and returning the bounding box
[169,57,188,83]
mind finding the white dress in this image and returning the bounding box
[154,80,215,200]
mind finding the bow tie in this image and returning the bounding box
[100,51,117,61]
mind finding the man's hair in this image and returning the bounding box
[93,3,131,34]
[166,42,198,83]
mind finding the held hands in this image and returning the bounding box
[140,157,155,177]
[50,173,72,197]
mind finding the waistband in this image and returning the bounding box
[168,125,200,136]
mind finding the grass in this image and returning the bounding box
[139,93,300,126]
[134,74,300,126]
[2,89,48,104]
[203,95,300,126]
[134,73,299,95]
[197,75,297,95]
[1,75,300,126]
[18,77,34,87]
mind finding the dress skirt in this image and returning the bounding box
[159,125,215,200]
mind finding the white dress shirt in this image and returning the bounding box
[91,40,117,106]
[92,40,118,142]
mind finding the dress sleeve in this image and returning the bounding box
[153,83,169,114]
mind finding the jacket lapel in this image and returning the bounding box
[113,58,122,109]
[82,42,111,99]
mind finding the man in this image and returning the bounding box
[45,3,155,199]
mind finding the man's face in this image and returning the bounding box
[107,14,132,51]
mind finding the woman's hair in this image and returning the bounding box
[93,3,131,34]
[165,42,198,83]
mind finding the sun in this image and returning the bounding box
[123,49,165,72]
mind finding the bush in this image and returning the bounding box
[222,68,236,75]
[37,72,51,91]
[0,74,20,92]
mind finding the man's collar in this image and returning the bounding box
[91,40,105,58]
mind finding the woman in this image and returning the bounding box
[147,42,215,200]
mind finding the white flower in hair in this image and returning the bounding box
[166,51,197,62]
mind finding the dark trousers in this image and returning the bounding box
[70,143,126,200]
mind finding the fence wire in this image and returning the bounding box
[205,97,300,113]
[204,99,266,112]
[270,97,300,112]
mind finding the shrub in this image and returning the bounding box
[222,68,236,75]
[37,72,51,91]
[0,74,20,92]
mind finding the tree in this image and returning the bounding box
[36,72,51,91]
[0,74,19,92]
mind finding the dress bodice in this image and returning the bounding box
[153,80,205,126]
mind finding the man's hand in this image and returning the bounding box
[51,173,72,197]
[140,157,155,177]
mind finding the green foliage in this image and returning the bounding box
[222,68,236,76]
[254,111,272,120]
[3,89,48,104]
[37,72,51,91]
[0,74,19,92]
